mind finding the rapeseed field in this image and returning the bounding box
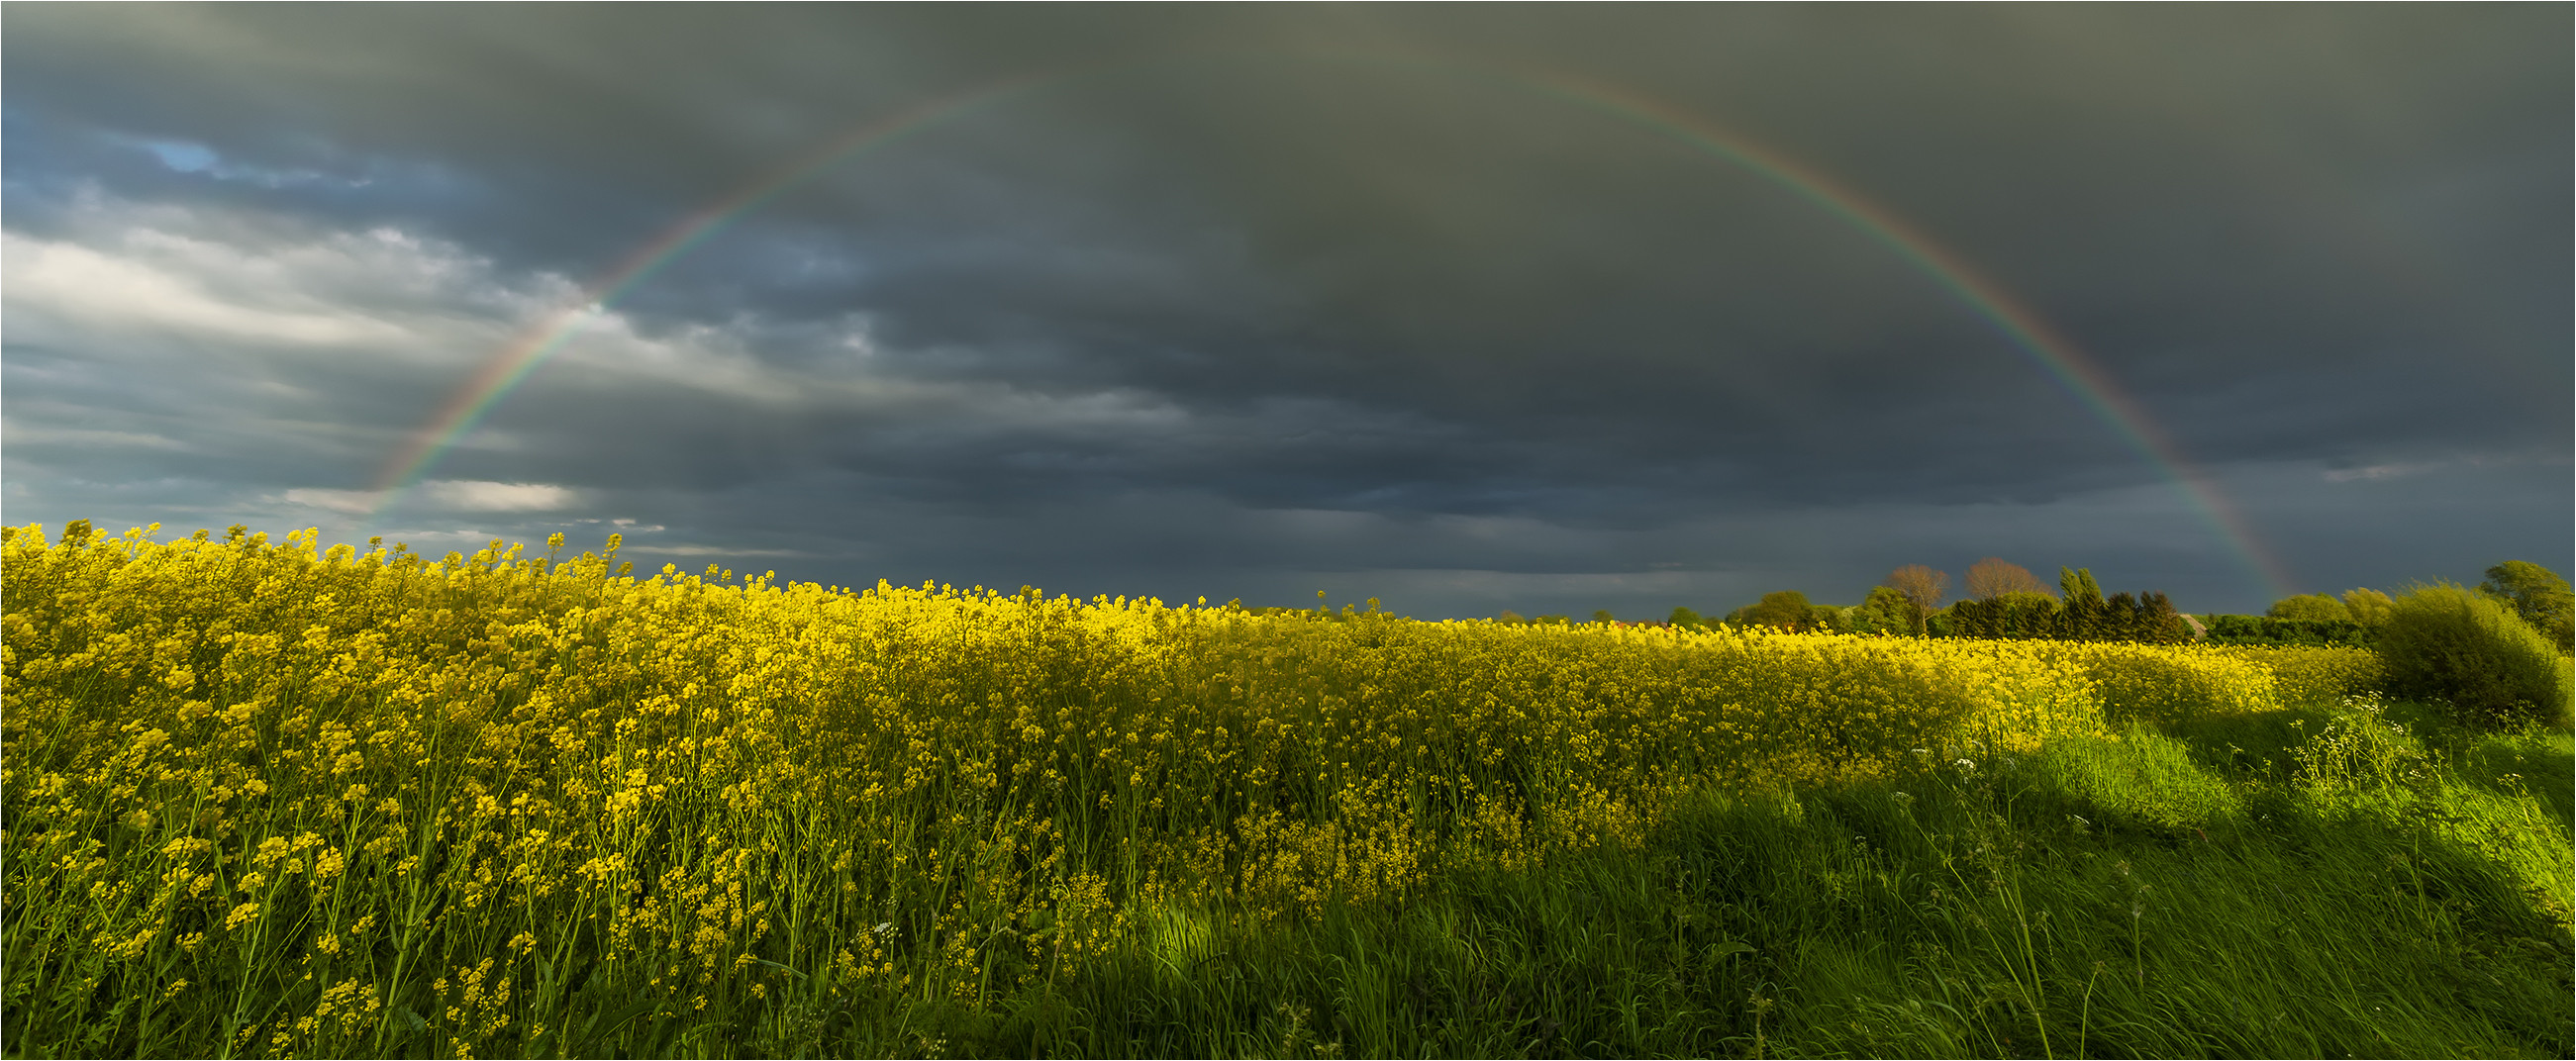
[5,523,2565,1057]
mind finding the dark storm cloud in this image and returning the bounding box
[4,5,2566,617]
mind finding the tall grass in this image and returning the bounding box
[4,523,2567,1057]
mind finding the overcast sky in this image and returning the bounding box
[5,6,2566,619]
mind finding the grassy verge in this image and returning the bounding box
[889,705,2572,1058]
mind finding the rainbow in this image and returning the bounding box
[362,72,1058,513]
[1512,68,2298,597]
[364,49,2294,598]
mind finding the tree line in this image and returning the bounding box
[1507,557,2574,654]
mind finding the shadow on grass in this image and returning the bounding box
[890,725,2572,1059]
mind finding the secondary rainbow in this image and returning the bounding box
[365,50,2294,598]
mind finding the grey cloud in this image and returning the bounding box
[4,6,2565,617]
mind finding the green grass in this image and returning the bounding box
[788,699,2572,1058]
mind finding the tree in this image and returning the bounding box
[1965,557,2051,601]
[1946,592,2061,639]
[2098,590,2191,644]
[1810,604,1851,632]
[2134,591,2192,644]
[1739,591,1815,631]
[1496,610,1526,626]
[2266,594,2351,623]
[2479,561,2573,652]
[1668,606,1706,630]
[2058,567,2105,639]
[2340,588,2395,627]
[1845,586,1916,636]
[1592,609,1617,625]
[1884,565,1948,636]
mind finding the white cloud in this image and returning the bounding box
[279,487,383,514]
[619,544,813,558]
[0,190,581,372]
[419,480,576,512]
[275,479,575,514]
[2323,460,2448,483]
[1,424,191,450]
[2,230,417,347]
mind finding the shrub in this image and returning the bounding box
[2378,582,2573,730]
[2341,588,2396,627]
[2267,594,2351,623]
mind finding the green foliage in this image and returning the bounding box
[1592,609,1616,625]
[2059,566,2104,608]
[2341,587,2396,627]
[1738,590,1816,631]
[2480,560,2574,653]
[1941,576,2186,644]
[2379,582,2574,730]
[2267,594,2353,623]
[1667,606,1706,630]
[2096,591,2192,644]
[2054,567,2106,639]
[1496,609,1526,625]
[962,719,2572,1058]
[1944,592,2063,639]
[1844,586,1917,637]
[2201,614,2375,648]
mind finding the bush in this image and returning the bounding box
[2340,588,2396,627]
[2378,583,2573,730]
[2267,594,2352,623]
